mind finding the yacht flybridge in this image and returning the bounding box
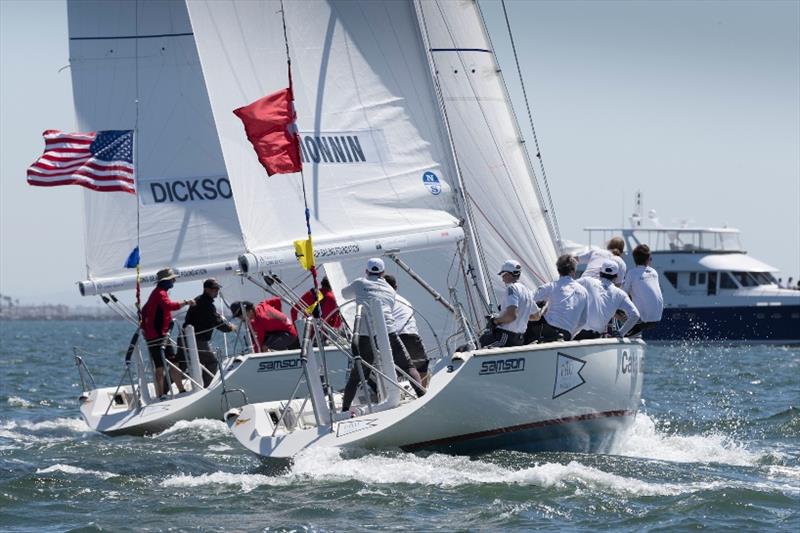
[583,193,799,342]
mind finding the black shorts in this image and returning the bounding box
[479,328,524,348]
[146,337,180,369]
[399,333,429,373]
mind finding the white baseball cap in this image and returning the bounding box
[601,260,619,276]
[366,257,385,274]
[498,259,521,275]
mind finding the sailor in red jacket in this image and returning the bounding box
[141,268,194,398]
[231,298,300,352]
[290,277,343,330]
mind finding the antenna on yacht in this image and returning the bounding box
[630,190,644,228]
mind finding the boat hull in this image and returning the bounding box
[227,338,645,459]
[79,347,350,436]
[645,305,800,343]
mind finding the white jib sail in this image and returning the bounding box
[415,0,560,298]
[186,0,465,271]
[67,0,247,295]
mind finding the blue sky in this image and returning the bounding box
[1,0,798,305]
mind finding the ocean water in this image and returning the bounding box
[0,320,797,532]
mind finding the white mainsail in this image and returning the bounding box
[68,0,246,295]
[415,0,560,299]
[186,0,465,272]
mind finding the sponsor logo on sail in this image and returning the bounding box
[423,171,442,195]
[298,130,389,164]
[139,176,233,205]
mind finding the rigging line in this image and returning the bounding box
[431,1,553,274]
[498,0,562,248]
[134,0,142,324]
[279,0,322,308]
[415,0,494,313]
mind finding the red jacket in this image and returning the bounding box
[290,288,342,328]
[250,298,297,351]
[141,287,182,340]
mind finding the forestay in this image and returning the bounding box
[415,0,560,298]
[68,0,245,295]
[186,0,465,272]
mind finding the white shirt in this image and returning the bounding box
[623,265,664,322]
[341,275,398,333]
[533,276,588,336]
[498,281,539,334]
[576,277,640,336]
[577,249,627,285]
[392,294,418,336]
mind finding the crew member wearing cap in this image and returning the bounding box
[622,244,664,336]
[230,298,300,352]
[533,255,589,342]
[340,257,425,412]
[384,274,430,387]
[141,268,194,398]
[574,260,640,339]
[576,236,627,286]
[480,259,540,348]
[183,278,236,387]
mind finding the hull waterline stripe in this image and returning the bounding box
[401,409,635,451]
[70,32,194,41]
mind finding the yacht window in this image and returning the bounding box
[689,272,697,286]
[720,272,738,290]
[707,272,717,295]
[698,272,707,284]
[664,271,678,288]
[753,272,776,285]
[732,272,758,287]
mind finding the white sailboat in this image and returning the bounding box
[67,0,352,436]
[182,0,645,460]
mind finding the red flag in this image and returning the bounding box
[233,88,302,176]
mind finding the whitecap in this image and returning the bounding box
[1,417,88,433]
[6,396,33,408]
[37,464,117,480]
[612,413,763,466]
[160,471,289,492]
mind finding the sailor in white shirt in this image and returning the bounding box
[480,259,540,348]
[622,244,664,337]
[576,236,627,286]
[340,258,425,411]
[533,254,589,342]
[384,275,430,387]
[575,260,640,339]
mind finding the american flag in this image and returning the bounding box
[27,130,135,194]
